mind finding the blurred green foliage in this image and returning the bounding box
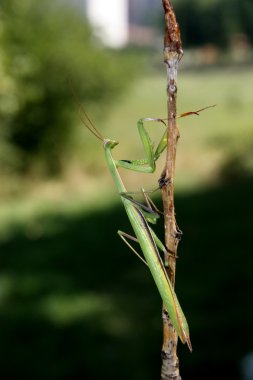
[0,175,252,380]
[0,0,136,175]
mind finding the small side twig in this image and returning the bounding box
[160,1,184,379]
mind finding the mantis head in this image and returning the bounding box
[103,139,119,150]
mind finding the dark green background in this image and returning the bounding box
[1,175,252,380]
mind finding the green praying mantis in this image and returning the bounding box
[80,103,214,351]
[80,108,192,350]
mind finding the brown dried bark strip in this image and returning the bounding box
[162,0,182,55]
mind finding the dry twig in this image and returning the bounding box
[160,1,185,379]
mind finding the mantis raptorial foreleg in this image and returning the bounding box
[115,118,167,173]
[115,105,216,174]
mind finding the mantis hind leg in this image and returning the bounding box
[118,230,148,266]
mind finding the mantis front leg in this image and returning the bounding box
[115,118,168,173]
[115,107,215,174]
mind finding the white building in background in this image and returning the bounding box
[72,0,159,48]
[86,0,129,48]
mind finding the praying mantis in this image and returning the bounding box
[80,102,214,351]
[80,108,193,350]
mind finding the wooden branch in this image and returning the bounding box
[160,1,184,379]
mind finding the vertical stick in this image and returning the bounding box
[160,1,184,379]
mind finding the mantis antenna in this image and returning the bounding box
[68,78,104,141]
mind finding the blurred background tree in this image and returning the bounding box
[0,0,136,176]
